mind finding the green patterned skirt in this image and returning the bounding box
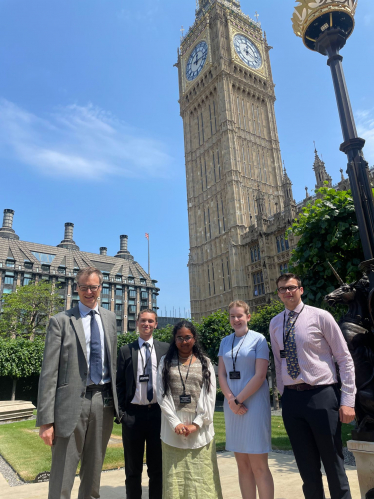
[162,439,223,499]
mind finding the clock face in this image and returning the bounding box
[233,34,262,69]
[186,41,208,81]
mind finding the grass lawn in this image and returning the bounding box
[0,414,354,482]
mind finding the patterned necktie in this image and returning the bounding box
[90,310,102,385]
[284,311,301,379]
[144,342,153,402]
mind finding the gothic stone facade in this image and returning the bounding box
[177,0,372,321]
[0,210,159,333]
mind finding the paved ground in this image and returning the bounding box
[0,450,361,499]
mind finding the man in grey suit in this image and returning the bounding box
[37,266,119,499]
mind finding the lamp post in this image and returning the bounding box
[292,0,374,282]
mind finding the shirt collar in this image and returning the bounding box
[285,300,304,316]
[78,301,99,318]
[138,336,154,348]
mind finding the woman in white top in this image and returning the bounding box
[157,320,223,499]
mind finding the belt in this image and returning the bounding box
[130,403,158,410]
[86,382,111,392]
[284,383,333,392]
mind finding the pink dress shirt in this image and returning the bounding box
[269,301,356,407]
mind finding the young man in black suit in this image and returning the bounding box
[116,309,169,499]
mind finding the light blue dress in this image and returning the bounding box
[218,330,271,454]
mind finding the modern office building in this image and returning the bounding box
[0,211,159,333]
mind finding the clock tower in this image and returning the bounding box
[176,0,284,320]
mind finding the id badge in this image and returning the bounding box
[103,396,114,408]
[280,350,286,359]
[180,394,191,404]
[139,374,150,383]
[229,371,241,380]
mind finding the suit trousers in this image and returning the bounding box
[121,403,162,499]
[49,389,114,499]
[282,385,351,499]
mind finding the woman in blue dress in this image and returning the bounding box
[218,300,274,499]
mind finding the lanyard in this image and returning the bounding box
[177,354,193,395]
[139,342,154,374]
[231,331,248,372]
[282,305,305,346]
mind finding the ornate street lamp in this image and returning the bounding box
[292,0,374,276]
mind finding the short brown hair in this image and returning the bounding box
[228,300,250,315]
[137,309,158,322]
[76,267,103,285]
[276,273,302,288]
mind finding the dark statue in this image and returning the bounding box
[324,262,374,442]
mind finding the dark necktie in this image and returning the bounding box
[285,311,301,380]
[90,310,102,385]
[144,342,153,402]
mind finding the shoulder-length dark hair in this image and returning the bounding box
[162,320,211,396]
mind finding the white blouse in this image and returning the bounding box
[156,356,217,449]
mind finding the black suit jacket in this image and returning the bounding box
[116,338,169,418]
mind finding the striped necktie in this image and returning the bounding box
[144,342,153,402]
[285,311,301,380]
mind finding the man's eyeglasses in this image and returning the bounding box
[277,285,300,294]
[77,285,101,292]
[176,336,194,343]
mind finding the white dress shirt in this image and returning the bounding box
[131,337,158,405]
[78,301,110,385]
[156,356,216,449]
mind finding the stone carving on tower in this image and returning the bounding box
[282,165,296,221]
[176,0,284,320]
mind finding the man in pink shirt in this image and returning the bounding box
[269,273,356,499]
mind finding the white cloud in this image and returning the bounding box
[0,99,173,180]
[356,108,374,166]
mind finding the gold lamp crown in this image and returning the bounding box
[292,0,358,50]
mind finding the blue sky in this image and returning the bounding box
[0,0,373,317]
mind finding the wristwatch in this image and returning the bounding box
[234,398,240,405]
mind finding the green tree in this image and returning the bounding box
[0,337,45,400]
[288,185,363,306]
[197,309,233,365]
[250,300,285,409]
[0,281,64,339]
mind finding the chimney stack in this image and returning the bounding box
[57,222,80,250]
[115,234,133,261]
[120,235,128,252]
[0,209,19,240]
[100,247,107,256]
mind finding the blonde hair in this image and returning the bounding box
[228,300,250,315]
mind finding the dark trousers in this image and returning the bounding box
[282,385,351,499]
[121,403,162,499]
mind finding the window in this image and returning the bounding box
[257,107,262,136]
[209,104,213,135]
[2,288,12,294]
[23,274,32,286]
[197,115,201,145]
[102,273,109,280]
[101,303,110,310]
[207,267,211,297]
[237,96,241,128]
[252,104,256,134]
[217,150,221,180]
[6,259,15,268]
[221,260,226,292]
[200,158,204,191]
[212,263,216,295]
[201,112,205,142]
[115,274,122,282]
[24,260,33,270]
[128,305,136,314]
[115,287,123,296]
[250,245,261,263]
[217,201,221,235]
[204,158,208,187]
[213,152,217,183]
[128,288,136,299]
[276,235,289,253]
[204,210,207,242]
[31,251,55,264]
[58,266,66,275]
[141,291,148,301]
[227,259,231,289]
[73,267,79,276]
[102,285,110,295]
[116,319,122,329]
[115,304,123,312]
[242,100,247,130]
[221,199,226,231]
[253,272,265,296]
[213,101,217,132]
[208,208,211,239]
[280,263,289,275]
[242,146,246,176]
[128,276,134,283]
[41,264,50,272]
[4,276,14,285]
[128,320,136,331]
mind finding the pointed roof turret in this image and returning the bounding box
[313,147,332,189]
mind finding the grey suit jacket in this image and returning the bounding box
[36,305,119,438]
